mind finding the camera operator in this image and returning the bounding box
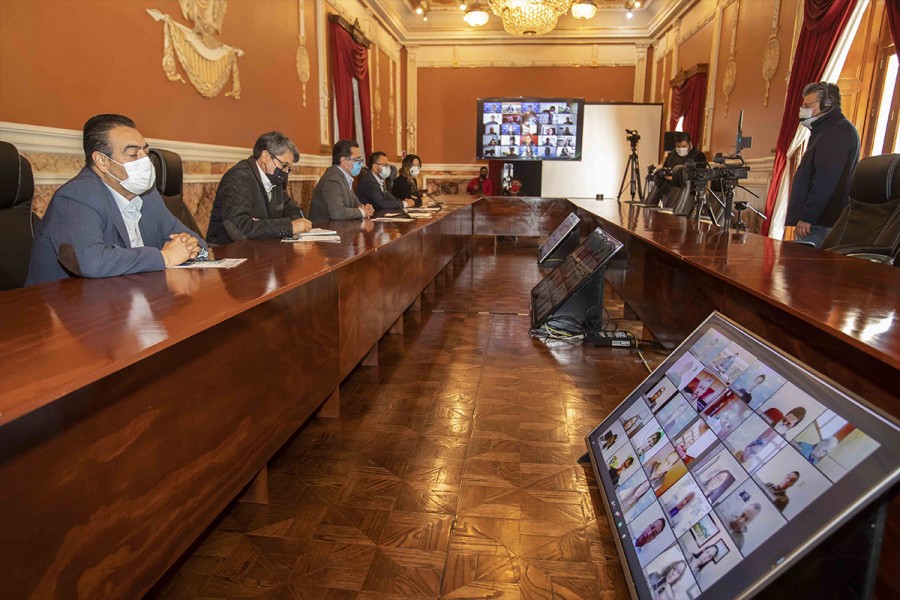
[664,132,707,170]
[786,82,860,248]
[650,132,707,200]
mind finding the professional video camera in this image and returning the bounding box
[625,129,641,147]
[679,111,761,230]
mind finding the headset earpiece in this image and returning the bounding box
[819,81,834,110]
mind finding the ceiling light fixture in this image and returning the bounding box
[488,0,573,36]
[415,6,423,14]
[571,0,597,20]
[464,2,490,27]
[626,9,633,18]
[460,2,468,10]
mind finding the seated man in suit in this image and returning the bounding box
[26,114,205,285]
[309,140,374,221]
[356,151,415,212]
[206,131,311,244]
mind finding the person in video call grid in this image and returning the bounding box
[735,374,767,404]
[609,455,635,485]
[689,546,719,573]
[701,469,737,504]
[725,502,762,550]
[763,471,799,511]
[761,407,807,435]
[647,451,681,489]
[635,518,667,550]
[647,560,689,596]
[797,436,838,464]
[621,480,652,513]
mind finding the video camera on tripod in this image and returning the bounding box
[680,111,763,230]
[618,130,645,203]
[625,129,641,146]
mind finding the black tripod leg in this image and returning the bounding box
[617,157,631,201]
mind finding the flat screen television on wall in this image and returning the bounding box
[477,97,585,161]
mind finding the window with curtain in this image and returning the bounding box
[669,66,708,147]
[328,17,372,159]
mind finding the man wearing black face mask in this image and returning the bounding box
[207,131,311,244]
[466,166,493,195]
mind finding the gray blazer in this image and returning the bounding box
[25,167,206,286]
[309,164,363,222]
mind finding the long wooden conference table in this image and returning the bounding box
[1,195,898,599]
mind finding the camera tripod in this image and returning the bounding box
[690,185,725,226]
[617,138,645,203]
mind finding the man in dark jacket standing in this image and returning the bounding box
[206,131,311,244]
[786,82,860,248]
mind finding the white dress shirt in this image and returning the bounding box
[256,161,275,201]
[104,182,144,248]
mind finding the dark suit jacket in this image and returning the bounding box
[787,109,860,227]
[25,167,205,286]
[309,165,363,221]
[206,157,304,244]
[357,170,405,210]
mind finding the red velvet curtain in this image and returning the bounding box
[329,22,372,157]
[886,0,900,56]
[761,0,857,234]
[669,72,707,145]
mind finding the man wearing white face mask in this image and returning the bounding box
[357,151,415,212]
[786,82,859,248]
[26,114,206,285]
[663,132,706,170]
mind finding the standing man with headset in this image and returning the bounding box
[786,82,860,248]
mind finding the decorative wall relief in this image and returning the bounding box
[297,0,310,107]
[374,46,382,128]
[762,0,781,107]
[722,0,740,117]
[389,57,396,135]
[147,0,244,99]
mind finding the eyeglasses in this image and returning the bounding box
[270,154,293,173]
[344,156,364,164]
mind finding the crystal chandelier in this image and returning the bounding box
[487,0,574,36]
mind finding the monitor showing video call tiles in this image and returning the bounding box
[477,97,584,161]
[586,312,900,600]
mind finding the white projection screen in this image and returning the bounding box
[541,103,663,199]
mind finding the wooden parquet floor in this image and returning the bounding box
[147,236,668,600]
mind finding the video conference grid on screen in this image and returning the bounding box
[477,98,583,161]
[588,314,898,600]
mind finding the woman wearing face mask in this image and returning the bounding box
[392,154,436,207]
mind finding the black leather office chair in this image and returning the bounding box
[149,148,203,237]
[0,141,38,290]
[822,153,900,265]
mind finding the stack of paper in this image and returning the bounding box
[282,228,341,243]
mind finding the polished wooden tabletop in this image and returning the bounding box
[568,198,900,371]
[0,200,476,426]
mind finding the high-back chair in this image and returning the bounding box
[822,153,900,265]
[0,141,38,290]
[149,148,203,238]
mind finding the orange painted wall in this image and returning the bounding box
[708,0,800,158]
[416,66,636,164]
[678,21,714,71]
[0,0,321,154]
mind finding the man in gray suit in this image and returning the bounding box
[26,114,205,285]
[308,140,375,222]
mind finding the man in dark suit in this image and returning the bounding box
[206,131,311,244]
[357,151,414,211]
[26,114,205,286]
[787,82,860,248]
[309,140,374,221]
